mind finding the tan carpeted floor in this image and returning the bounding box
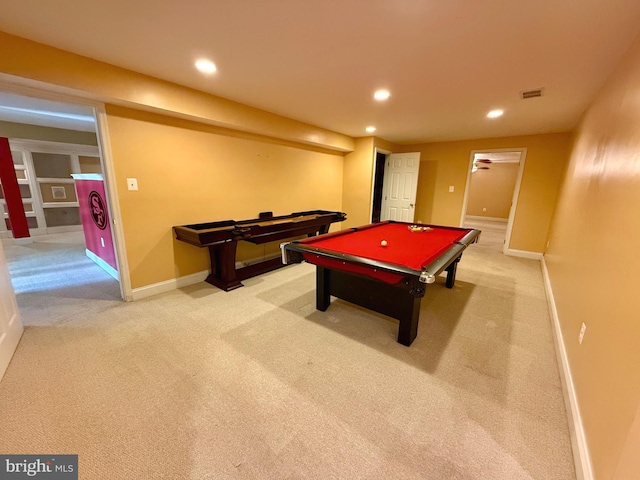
[0,224,576,479]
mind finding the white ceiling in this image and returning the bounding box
[0,92,96,132]
[1,0,640,144]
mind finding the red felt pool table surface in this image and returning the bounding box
[298,222,469,284]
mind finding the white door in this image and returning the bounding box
[380,152,421,222]
[0,240,23,381]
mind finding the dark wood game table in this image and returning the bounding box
[174,210,346,291]
[281,220,480,346]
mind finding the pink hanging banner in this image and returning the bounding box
[72,174,118,271]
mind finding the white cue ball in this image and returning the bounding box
[381,240,387,247]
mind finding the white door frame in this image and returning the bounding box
[0,238,24,381]
[369,147,391,222]
[0,79,132,301]
[460,147,527,254]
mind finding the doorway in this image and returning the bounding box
[371,151,387,223]
[371,150,421,223]
[0,88,126,318]
[461,149,526,254]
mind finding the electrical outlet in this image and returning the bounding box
[448,186,454,193]
[482,207,487,212]
[578,322,587,344]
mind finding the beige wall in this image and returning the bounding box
[340,133,571,253]
[105,105,344,289]
[341,137,375,229]
[0,32,352,292]
[0,120,98,145]
[612,403,640,480]
[0,32,352,154]
[399,133,572,252]
[339,137,407,229]
[545,33,640,480]
[466,163,519,218]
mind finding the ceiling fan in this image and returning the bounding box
[472,158,491,172]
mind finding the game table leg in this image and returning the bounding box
[316,266,331,311]
[314,265,423,346]
[206,241,243,291]
[445,256,461,288]
[396,297,421,346]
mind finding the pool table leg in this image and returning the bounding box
[315,266,421,346]
[397,297,421,346]
[445,256,461,288]
[316,266,331,311]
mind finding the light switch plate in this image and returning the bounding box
[127,178,138,191]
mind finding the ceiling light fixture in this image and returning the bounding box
[373,90,390,101]
[0,105,95,123]
[366,126,376,133]
[487,109,504,119]
[195,59,217,74]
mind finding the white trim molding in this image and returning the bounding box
[94,104,130,302]
[131,270,209,301]
[464,215,508,224]
[460,147,527,257]
[85,249,119,281]
[541,256,593,480]
[504,249,543,260]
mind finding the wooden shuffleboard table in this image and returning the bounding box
[174,210,346,291]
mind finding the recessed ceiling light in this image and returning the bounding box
[487,109,504,119]
[366,126,376,133]
[373,90,390,101]
[195,59,217,74]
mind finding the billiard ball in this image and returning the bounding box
[381,240,387,247]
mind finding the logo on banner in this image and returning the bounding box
[88,191,107,230]
[1,455,78,479]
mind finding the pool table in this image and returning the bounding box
[280,221,480,346]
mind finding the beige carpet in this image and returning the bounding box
[0,225,575,479]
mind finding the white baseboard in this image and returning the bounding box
[85,249,119,281]
[132,252,282,300]
[12,237,34,245]
[44,225,83,235]
[541,256,593,480]
[505,248,543,260]
[465,215,508,223]
[131,270,209,301]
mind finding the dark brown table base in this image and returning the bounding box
[174,210,346,291]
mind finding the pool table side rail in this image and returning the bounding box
[281,226,480,284]
[419,228,480,282]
